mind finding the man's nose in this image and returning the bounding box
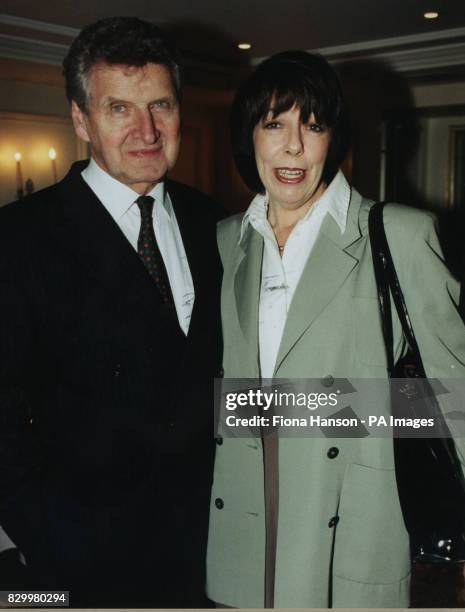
[135,109,160,144]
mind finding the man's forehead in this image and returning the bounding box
[89,61,167,80]
[87,62,175,98]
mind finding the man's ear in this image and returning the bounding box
[71,101,91,143]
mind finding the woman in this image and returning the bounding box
[206,51,465,608]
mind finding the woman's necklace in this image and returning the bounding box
[269,212,296,255]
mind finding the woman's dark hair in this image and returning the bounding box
[231,50,350,192]
[63,17,181,112]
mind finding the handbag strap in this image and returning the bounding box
[369,200,459,458]
[369,202,465,562]
[368,201,426,378]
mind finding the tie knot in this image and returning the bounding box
[136,195,155,218]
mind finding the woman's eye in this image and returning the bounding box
[264,121,280,129]
[308,123,324,133]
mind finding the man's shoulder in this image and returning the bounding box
[0,184,62,233]
[0,160,88,228]
[0,185,66,267]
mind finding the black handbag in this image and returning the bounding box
[369,201,465,563]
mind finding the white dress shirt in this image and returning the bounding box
[82,159,194,335]
[239,170,351,378]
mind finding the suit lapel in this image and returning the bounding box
[166,181,218,340]
[165,180,224,395]
[274,189,365,373]
[54,161,163,307]
[166,184,206,301]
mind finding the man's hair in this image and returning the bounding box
[63,16,181,112]
[231,50,350,193]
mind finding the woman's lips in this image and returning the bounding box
[274,168,306,183]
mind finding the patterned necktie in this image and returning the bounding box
[136,195,174,305]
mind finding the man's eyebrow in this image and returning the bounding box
[102,96,130,106]
[101,95,176,106]
[149,95,176,105]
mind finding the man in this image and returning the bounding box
[0,17,222,607]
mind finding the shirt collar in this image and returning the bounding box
[239,169,351,243]
[81,158,171,221]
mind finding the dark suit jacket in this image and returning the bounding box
[0,161,222,607]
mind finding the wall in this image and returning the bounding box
[338,58,465,205]
[0,79,69,117]
[417,113,465,209]
[412,80,465,108]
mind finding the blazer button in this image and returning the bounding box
[321,375,334,387]
[217,368,224,378]
[215,436,223,445]
[327,447,339,459]
[113,364,122,377]
[215,498,224,509]
[328,516,339,528]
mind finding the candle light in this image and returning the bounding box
[14,152,24,198]
[48,147,58,183]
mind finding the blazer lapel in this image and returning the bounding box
[233,226,263,358]
[274,189,365,373]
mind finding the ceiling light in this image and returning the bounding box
[238,43,252,50]
[424,11,439,19]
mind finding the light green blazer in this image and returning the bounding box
[207,189,465,608]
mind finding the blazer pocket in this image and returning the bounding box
[352,297,386,366]
[333,462,410,585]
[332,572,410,607]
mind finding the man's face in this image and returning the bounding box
[72,62,180,194]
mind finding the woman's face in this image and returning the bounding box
[253,104,331,213]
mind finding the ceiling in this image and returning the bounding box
[1,0,465,56]
[0,0,464,86]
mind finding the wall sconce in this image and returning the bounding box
[14,152,23,199]
[48,147,58,183]
[13,147,58,199]
[14,152,35,199]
